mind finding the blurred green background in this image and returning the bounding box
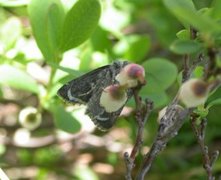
[0,0,221,179]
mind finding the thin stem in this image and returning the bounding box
[135,99,190,179]
[182,54,190,82]
[136,139,165,180]
[124,87,153,180]
[190,115,218,180]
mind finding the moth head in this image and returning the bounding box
[100,84,127,113]
[179,78,209,108]
[116,63,146,88]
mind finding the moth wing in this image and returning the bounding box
[57,65,110,104]
[85,63,132,130]
[87,107,124,131]
[86,88,133,131]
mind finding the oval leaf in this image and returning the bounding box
[60,0,101,51]
[141,58,178,93]
[0,17,22,51]
[163,0,220,34]
[211,0,221,20]
[50,104,81,133]
[176,29,190,40]
[170,39,202,54]
[114,35,151,62]
[206,86,221,106]
[28,0,65,61]
[141,91,169,108]
[0,65,39,94]
[207,98,221,109]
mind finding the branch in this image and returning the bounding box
[135,97,190,180]
[124,87,153,180]
[182,54,190,82]
[190,114,219,180]
[205,48,217,80]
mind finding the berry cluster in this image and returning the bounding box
[99,63,146,113]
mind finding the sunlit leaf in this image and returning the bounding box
[0,65,39,94]
[141,91,169,108]
[141,58,178,93]
[100,5,130,34]
[163,0,221,34]
[113,35,151,62]
[48,62,82,77]
[170,39,202,54]
[75,166,99,180]
[0,0,28,7]
[60,0,101,51]
[176,29,190,40]
[50,104,81,133]
[90,26,112,52]
[0,17,21,51]
[28,0,65,61]
[211,0,221,20]
[193,66,204,78]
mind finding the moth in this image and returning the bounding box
[57,60,145,131]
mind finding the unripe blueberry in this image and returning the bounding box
[179,79,209,108]
[115,63,145,88]
[99,85,127,113]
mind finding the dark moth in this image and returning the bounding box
[57,61,132,131]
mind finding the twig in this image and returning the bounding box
[183,53,204,83]
[124,88,153,180]
[182,54,190,82]
[205,48,217,80]
[136,97,190,180]
[130,99,153,160]
[190,26,197,40]
[124,152,134,180]
[181,26,198,82]
[190,115,219,180]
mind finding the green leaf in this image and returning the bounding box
[194,106,208,118]
[60,0,101,51]
[163,0,221,34]
[100,5,130,34]
[75,166,99,180]
[170,39,202,54]
[0,17,21,51]
[193,66,204,78]
[176,29,190,40]
[146,5,180,47]
[113,35,151,62]
[50,104,81,133]
[48,62,82,77]
[207,98,221,109]
[0,65,39,94]
[90,26,112,52]
[28,0,65,61]
[206,86,221,106]
[141,58,178,93]
[0,0,28,7]
[211,0,221,20]
[141,91,169,108]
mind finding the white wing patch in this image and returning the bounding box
[67,88,79,101]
